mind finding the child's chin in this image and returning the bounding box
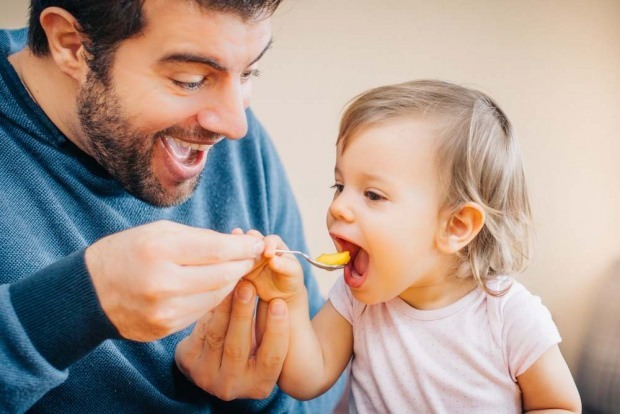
[351,289,384,306]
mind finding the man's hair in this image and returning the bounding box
[28,0,282,80]
[337,80,532,293]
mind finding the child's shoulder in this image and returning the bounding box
[485,276,558,332]
[484,276,556,343]
[486,277,558,343]
[485,276,561,380]
[485,276,542,312]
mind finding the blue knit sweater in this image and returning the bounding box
[0,29,342,413]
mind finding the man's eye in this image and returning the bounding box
[172,78,205,91]
[241,69,261,82]
[365,190,384,201]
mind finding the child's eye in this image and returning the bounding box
[172,77,206,91]
[365,190,385,201]
[330,183,344,194]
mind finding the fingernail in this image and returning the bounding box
[253,240,265,257]
[237,285,253,303]
[270,300,286,317]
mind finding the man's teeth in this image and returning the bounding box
[172,137,209,151]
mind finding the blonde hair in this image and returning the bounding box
[337,80,532,294]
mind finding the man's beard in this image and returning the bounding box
[76,72,201,207]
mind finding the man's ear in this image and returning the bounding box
[39,7,90,82]
[436,202,485,254]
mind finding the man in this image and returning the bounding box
[0,0,343,411]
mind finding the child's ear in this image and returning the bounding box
[39,7,90,82]
[436,202,485,254]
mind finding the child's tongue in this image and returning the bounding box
[345,249,369,288]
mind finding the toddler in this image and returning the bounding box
[245,80,581,413]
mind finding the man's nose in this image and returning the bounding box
[196,79,249,140]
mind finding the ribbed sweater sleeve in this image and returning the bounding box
[1,253,120,412]
[9,250,120,370]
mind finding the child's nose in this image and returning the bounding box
[328,194,355,223]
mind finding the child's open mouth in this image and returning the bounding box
[333,238,369,289]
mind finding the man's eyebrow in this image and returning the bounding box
[160,53,226,71]
[250,38,273,66]
[159,38,273,71]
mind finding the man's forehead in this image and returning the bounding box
[135,0,273,68]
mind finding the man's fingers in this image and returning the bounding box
[253,299,289,392]
[169,279,239,330]
[201,291,234,364]
[245,229,264,238]
[169,260,257,295]
[168,227,264,265]
[219,282,257,376]
[174,310,215,377]
[255,300,269,348]
[191,310,215,348]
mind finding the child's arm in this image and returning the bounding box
[279,298,352,399]
[517,344,581,413]
[245,235,353,400]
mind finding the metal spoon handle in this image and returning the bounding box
[274,249,345,271]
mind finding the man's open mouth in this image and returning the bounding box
[158,134,224,183]
[162,135,217,165]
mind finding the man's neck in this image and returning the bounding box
[8,48,86,153]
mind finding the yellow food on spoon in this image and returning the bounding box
[315,251,350,265]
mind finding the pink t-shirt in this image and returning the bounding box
[329,276,561,414]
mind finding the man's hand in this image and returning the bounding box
[85,220,264,342]
[175,281,290,400]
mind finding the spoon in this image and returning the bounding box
[274,249,346,271]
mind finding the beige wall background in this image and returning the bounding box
[2,1,619,374]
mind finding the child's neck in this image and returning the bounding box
[399,276,477,310]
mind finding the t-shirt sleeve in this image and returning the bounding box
[328,277,354,325]
[498,282,561,380]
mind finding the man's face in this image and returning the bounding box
[77,0,272,206]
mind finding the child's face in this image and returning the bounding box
[327,116,448,305]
